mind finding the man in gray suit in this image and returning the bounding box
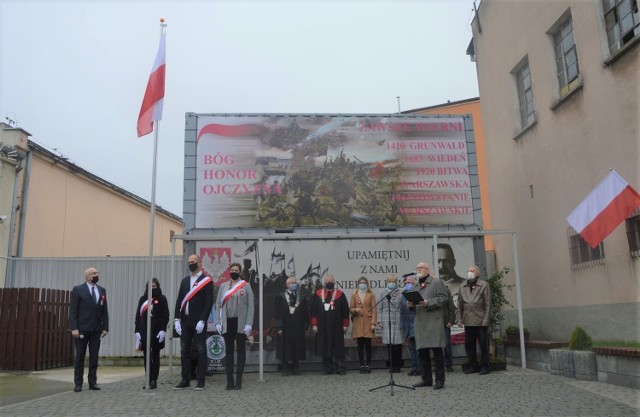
[408,262,448,390]
[69,267,109,392]
[216,262,254,390]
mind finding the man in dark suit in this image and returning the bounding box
[69,267,109,392]
[173,254,214,391]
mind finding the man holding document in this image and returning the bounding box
[404,262,448,390]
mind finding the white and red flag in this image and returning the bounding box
[137,32,166,137]
[567,170,640,248]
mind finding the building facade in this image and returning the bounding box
[470,0,639,340]
[0,123,183,287]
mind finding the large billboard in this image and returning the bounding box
[190,115,475,229]
[195,236,474,353]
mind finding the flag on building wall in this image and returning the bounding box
[566,170,640,248]
[137,32,166,137]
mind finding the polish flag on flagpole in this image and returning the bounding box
[137,31,166,137]
[567,170,640,248]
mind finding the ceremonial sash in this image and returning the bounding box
[221,280,248,308]
[139,298,155,318]
[179,276,213,314]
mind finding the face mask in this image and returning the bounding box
[358,283,367,291]
[288,284,297,291]
[188,263,199,272]
[151,288,160,297]
[91,276,99,284]
[230,272,240,280]
[467,272,476,280]
[325,282,335,290]
[404,283,413,291]
[387,283,397,290]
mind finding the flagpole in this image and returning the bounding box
[146,18,167,392]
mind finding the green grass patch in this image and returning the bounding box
[593,340,640,348]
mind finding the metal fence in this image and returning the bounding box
[8,256,185,357]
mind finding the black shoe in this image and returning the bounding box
[359,366,365,374]
[149,380,157,389]
[392,368,401,373]
[463,367,480,374]
[292,370,301,376]
[433,382,444,390]
[412,380,433,388]
[365,365,371,374]
[337,370,346,375]
[282,370,292,376]
[173,380,190,390]
[74,386,82,392]
[479,369,490,375]
[195,381,205,391]
[89,385,101,391]
[407,369,417,376]
[446,366,454,373]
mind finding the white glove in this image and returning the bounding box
[157,330,166,343]
[174,320,182,336]
[243,324,252,335]
[135,332,141,350]
[215,324,222,334]
[196,320,205,334]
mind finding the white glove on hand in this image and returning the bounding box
[174,320,182,336]
[215,324,222,334]
[157,330,166,343]
[243,324,252,335]
[196,320,205,334]
[135,332,141,350]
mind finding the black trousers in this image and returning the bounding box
[464,326,490,370]
[282,335,301,370]
[141,337,162,382]
[418,347,445,385]
[179,318,207,383]
[387,343,402,370]
[356,337,372,366]
[223,317,247,375]
[74,330,101,387]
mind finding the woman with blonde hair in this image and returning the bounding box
[350,276,377,373]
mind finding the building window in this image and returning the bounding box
[626,208,640,258]
[568,227,605,270]
[553,16,580,97]
[603,0,640,53]
[514,59,536,129]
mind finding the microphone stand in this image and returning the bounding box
[369,288,414,396]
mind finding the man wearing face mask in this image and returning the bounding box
[407,262,448,390]
[274,276,309,376]
[456,265,491,375]
[216,262,254,390]
[310,275,350,375]
[173,254,214,391]
[69,267,109,392]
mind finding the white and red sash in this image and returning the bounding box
[179,275,213,314]
[139,298,156,318]
[221,280,248,308]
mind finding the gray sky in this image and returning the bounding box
[0,0,479,216]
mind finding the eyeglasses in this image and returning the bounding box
[188,262,198,265]
[416,266,428,270]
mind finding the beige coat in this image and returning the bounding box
[350,291,377,339]
[456,279,491,327]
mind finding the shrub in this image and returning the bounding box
[488,267,513,333]
[505,324,529,335]
[568,326,593,351]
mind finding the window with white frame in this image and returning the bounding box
[568,227,605,269]
[553,16,580,97]
[626,208,640,258]
[514,59,535,128]
[603,0,640,53]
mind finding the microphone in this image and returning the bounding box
[402,271,416,278]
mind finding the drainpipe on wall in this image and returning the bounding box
[16,149,32,259]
